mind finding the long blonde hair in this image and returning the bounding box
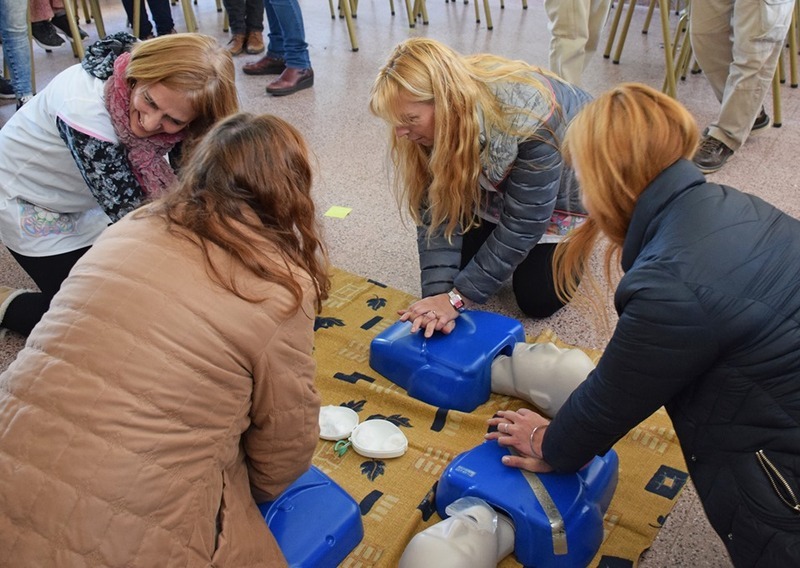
[369,38,561,239]
[127,33,239,145]
[553,83,699,317]
[140,113,330,312]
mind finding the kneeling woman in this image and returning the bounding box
[0,32,239,336]
[488,84,800,567]
[369,38,592,337]
[0,113,330,566]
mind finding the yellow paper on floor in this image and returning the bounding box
[312,267,688,567]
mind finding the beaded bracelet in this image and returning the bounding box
[529,424,548,459]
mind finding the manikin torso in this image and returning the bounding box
[400,343,596,567]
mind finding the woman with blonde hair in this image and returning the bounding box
[0,32,239,336]
[0,112,330,566]
[369,38,592,337]
[487,83,800,566]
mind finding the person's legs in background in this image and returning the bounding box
[145,0,175,36]
[583,0,612,75]
[691,0,793,173]
[29,0,66,50]
[263,0,312,96]
[221,0,262,56]
[1,247,91,337]
[243,0,264,54]
[241,0,288,77]
[0,0,34,108]
[0,77,13,100]
[543,0,611,86]
[221,0,248,54]
[690,0,734,106]
[49,0,89,42]
[120,0,155,39]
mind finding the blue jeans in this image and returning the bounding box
[221,0,264,35]
[264,0,310,69]
[0,0,34,99]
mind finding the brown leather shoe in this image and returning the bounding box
[227,34,246,56]
[242,55,287,76]
[245,31,265,54]
[266,68,314,96]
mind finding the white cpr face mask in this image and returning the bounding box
[318,406,408,459]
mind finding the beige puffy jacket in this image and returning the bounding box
[0,211,321,567]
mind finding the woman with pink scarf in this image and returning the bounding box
[0,32,239,336]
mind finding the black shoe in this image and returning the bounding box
[693,136,734,174]
[51,13,89,41]
[31,21,66,49]
[0,78,14,100]
[751,107,771,133]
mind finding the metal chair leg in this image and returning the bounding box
[611,0,638,64]
[482,0,492,29]
[660,0,677,97]
[180,0,198,32]
[789,4,797,88]
[773,57,783,127]
[416,0,429,24]
[63,0,85,59]
[604,0,627,59]
[339,0,359,50]
[133,0,141,39]
[642,0,657,34]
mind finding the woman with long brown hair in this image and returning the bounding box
[487,83,800,566]
[0,112,330,566]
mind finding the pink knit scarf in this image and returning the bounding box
[104,52,185,197]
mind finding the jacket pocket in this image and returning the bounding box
[756,450,800,514]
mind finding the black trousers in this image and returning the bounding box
[219,0,265,34]
[460,220,566,318]
[2,246,90,336]
[120,0,175,37]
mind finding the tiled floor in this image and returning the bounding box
[4,0,800,564]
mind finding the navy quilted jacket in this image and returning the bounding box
[544,159,800,566]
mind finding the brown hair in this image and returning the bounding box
[553,83,699,318]
[126,33,239,143]
[142,112,330,312]
[369,37,561,239]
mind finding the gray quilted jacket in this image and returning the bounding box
[417,74,592,302]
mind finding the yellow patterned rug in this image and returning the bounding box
[311,268,688,568]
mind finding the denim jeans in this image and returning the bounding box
[0,0,34,99]
[221,0,264,35]
[264,0,310,69]
[120,0,175,37]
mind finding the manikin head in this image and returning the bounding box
[491,342,596,417]
[399,497,515,568]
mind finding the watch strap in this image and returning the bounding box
[448,289,465,312]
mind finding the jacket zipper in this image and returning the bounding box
[756,450,800,514]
